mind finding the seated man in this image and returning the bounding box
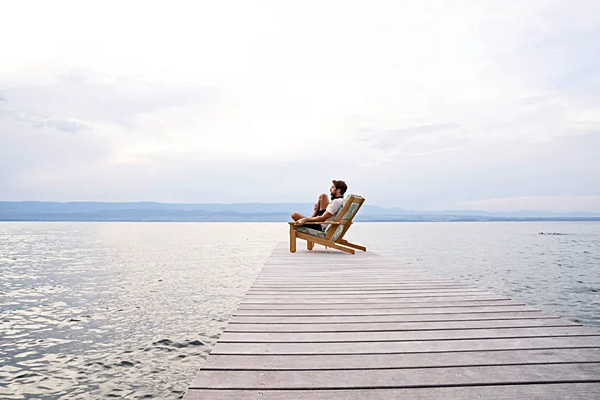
[291,180,348,232]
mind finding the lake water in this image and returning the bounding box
[1,221,599,399]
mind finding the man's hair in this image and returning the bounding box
[332,180,348,196]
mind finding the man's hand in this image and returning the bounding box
[295,218,308,226]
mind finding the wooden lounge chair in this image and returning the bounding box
[289,194,366,254]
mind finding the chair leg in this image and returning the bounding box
[293,231,356,254]
[289,225,296,253]
[307,241,314,250]
[340,239,366,252]
[328,242,355,254]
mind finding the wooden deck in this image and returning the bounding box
[184,242,600,399]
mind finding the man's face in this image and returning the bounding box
[330,185,338,196]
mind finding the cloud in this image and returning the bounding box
[1,106,91,133]
[1,70,216,129]
[388,124,462,137]
[358,123,461,146]
[355,123,464,161]
[37,118,90,133]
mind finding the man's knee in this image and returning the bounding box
[318,193,328,201]
[291,212,301,219]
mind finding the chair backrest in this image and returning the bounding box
[324,194,365,242]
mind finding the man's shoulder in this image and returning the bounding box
[330,198,344,211]
[330,198,343,206]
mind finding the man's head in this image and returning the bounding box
[330,180,348,199]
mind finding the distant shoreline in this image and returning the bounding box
[2,218,600,222]
[1,201,598,222]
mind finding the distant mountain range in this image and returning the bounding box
[1,201,599,222]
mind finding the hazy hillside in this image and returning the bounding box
[1,202,599,222]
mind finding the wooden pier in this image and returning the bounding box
[184,243,600,399]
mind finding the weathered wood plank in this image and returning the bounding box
[247,285,472,292]
[211,336,600,355]
[203,348,600,370]
[253,278,456,282]
[251,280,459,286]
[243,290,489,299]
[220,326,595,343]
[222,325,595,342]
[230,310,555,324]
[185,383,600,400]
[233,305,533,316]
[254,276,444,281]
[240,294,512,304]
[226,317,573,333]
[190,363,600,389]
[237,300,520,309]
[256,276,449,279]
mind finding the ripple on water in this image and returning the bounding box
[1,222,280,399]
[2,221,600,398]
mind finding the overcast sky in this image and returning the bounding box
[1,1,599,211]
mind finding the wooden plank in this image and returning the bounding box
[256,272,440,276]
[238,300,520,309]
[203,348,600,370]
[254,276,453,280]
[248,285,472,292]
[211,336,600,355]
[240,294,513,304]
[243,290,489,299]
[226,317,574,333]
[251,280,459,286]
[252,282,458,285]
[185,383,600,400]
[257,273,437,276]
[233,305,533,316]
[230,311,556,324]
[259,269,427,272]
[219,326,594,343]
[241,293,502,301]
[256,278,462,281]
[189,363,600,389]
[250,283,463,288]
[245,290,478,296]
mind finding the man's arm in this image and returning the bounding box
[294,211,333,225]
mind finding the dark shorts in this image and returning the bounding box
[303,209,325,231]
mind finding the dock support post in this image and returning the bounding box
[289,224,296,252]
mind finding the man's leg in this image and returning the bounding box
[293,194,328,220]
[311,193,329,216]
[291,212,306,222]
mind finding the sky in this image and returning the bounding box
[1,0,599,212]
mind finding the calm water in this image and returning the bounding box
[1,221,599,399]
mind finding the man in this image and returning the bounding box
[291,180,348,232]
